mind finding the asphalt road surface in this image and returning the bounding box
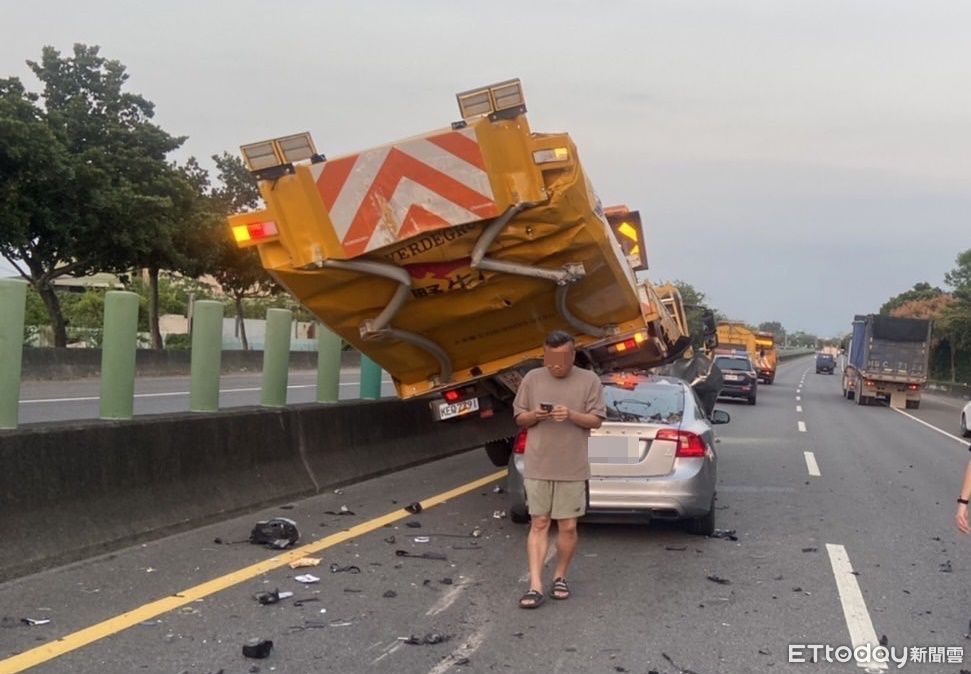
[2,356,969,673]
[16,369,397,425]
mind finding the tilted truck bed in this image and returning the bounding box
[230,83,686,399]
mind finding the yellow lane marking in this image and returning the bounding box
[0,469,508,674]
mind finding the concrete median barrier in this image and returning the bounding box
[0,400,516,581]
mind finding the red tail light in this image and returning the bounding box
[513,430,528,454]
[907,384,919,391]
[443,389,461,403]
[655,429,707,458]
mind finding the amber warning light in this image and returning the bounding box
[232,220,279,247]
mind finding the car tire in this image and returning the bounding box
[484,438,513,467]
[962,414,970,438]
[685,498,716,536]
[748,394,757,405]
[510,503,530,524]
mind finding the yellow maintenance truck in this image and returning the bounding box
[228,79,690,451]
[715,322,776,384]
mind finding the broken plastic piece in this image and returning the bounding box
[292,597,318,607]
[289,557,322,569]
[706,575,731,585]
[414,536,430,543]
[249,518,299,549]
[470,528,482,538]
[709,529,738,541]
[384,535,396,544]
[493,510,506,519]
[405,521,422,529]
[254,590,281,605]
[395,549,448,561]
[329,564,361,574]
[492,485,504,494]
[294,574,320,584]
[383,590,397,598]
[242,638,273,659]
[21,618,51,626]
[403,632,452,645]
[405,502,423,514]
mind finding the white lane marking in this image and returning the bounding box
[796,405,803,413]
[798,421,807,432]
[889,407,968,446]
[796,396,801,401]
[19,381,393,404]
[426,581,472,616]
[370,640,404,665]
[826,544,888,671]
[425,626,489,674]
[804,451,821,477]
[518,542,557,583]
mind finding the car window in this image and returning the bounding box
[714,357,751,371]
[603,382,685,424]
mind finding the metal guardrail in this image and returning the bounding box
[925,380,971,400]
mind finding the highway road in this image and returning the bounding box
[16,369,397,425]
[2,356,969,673]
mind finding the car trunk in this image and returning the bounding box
[587,422,678,477]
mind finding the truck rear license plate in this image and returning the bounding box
[438,398,480,420]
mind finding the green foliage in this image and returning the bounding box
[880,282,944,316]
[757,321,785,341]
[164,333,192,350]
[669,280,716,350]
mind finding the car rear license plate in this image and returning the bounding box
[437,398,480,420]
[724,374,740,381]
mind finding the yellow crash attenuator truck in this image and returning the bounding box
[229,79,689,458]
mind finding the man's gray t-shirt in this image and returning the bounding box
[512,367,606,481]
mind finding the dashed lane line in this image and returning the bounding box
[798,421,807,433]
[796,405,803,413]
[804,451,821,477]
[826,544,888,672]
[0,469,508,674]
[888,407,969,446]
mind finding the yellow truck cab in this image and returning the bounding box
[229,79,689,428]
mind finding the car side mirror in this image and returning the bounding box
[710,410,731,425]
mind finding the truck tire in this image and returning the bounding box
[905,400,920,410]
[846,390,855,401]
[484,438,514,467]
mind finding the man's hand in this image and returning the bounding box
[551,405,570,422]
[534,406,552,422]
[957,503,970,534]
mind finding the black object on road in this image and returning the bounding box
[242,638,274,659]
[249,518,299,549]
[405,502,423,514]
[329,563,361,574]
[706,575,731,585]
[395,549,447,561]
[404,632,452,645]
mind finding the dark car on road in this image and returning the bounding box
[713,353,758,405]
[816,353,836,374]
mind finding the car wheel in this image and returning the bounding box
[748,394,757,405]
[484,438,513,467]
[510,503,530,524]
[962,414,970,438]
[685,498,716,536]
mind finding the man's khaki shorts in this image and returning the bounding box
[524,478,587,520]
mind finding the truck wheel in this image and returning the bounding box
[905,400,920,410]
[484,438,513,467]
[846,390,855,401]
[685,497,716,536]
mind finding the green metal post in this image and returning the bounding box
[261,308,292,407]
[316,324,342,403]
[99,291,140,420]
[360,353,382,400]
[189,300,224,412]
[0,279,27,429]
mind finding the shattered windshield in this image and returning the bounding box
[603,382,685,424]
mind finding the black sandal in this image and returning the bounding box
[551,577,570,600]
[518,589,545,609]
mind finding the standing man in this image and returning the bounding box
[513,330,605,608]
[955,445,971,534]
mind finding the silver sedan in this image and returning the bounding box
[962,399,971,437]
[507,373,730,535]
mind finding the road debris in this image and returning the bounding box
[414,536,430,543]
[329,563,361,574]
[492,485,505,494]
[493,510,506,519]
[324,507,356,516]
[709,529,738,541]
[665,546,687,552]
[293,597,319,607]
[384,535,396,544]
[405,521,423,529]
[383,590,397,598]
[405,502,423,514]
[249,518,299,549]
[471,528,483,538]
[254,589,294,605]
[940,561,953,573]
[21,618,51,626]
[403,632,452,645]
[242,638,273,659]
[289,557,322,569]
[801,547,818,553]
[395,550,448,561]
[706,575,731,585]
[294,574,321,584]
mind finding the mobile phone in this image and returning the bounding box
[540,402,554,412]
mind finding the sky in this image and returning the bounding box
[2,0,969,337]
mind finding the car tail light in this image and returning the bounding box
[443,389,462,403]
[907,384,919,391]
[513,430,528,454]
[655,429,706,458]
